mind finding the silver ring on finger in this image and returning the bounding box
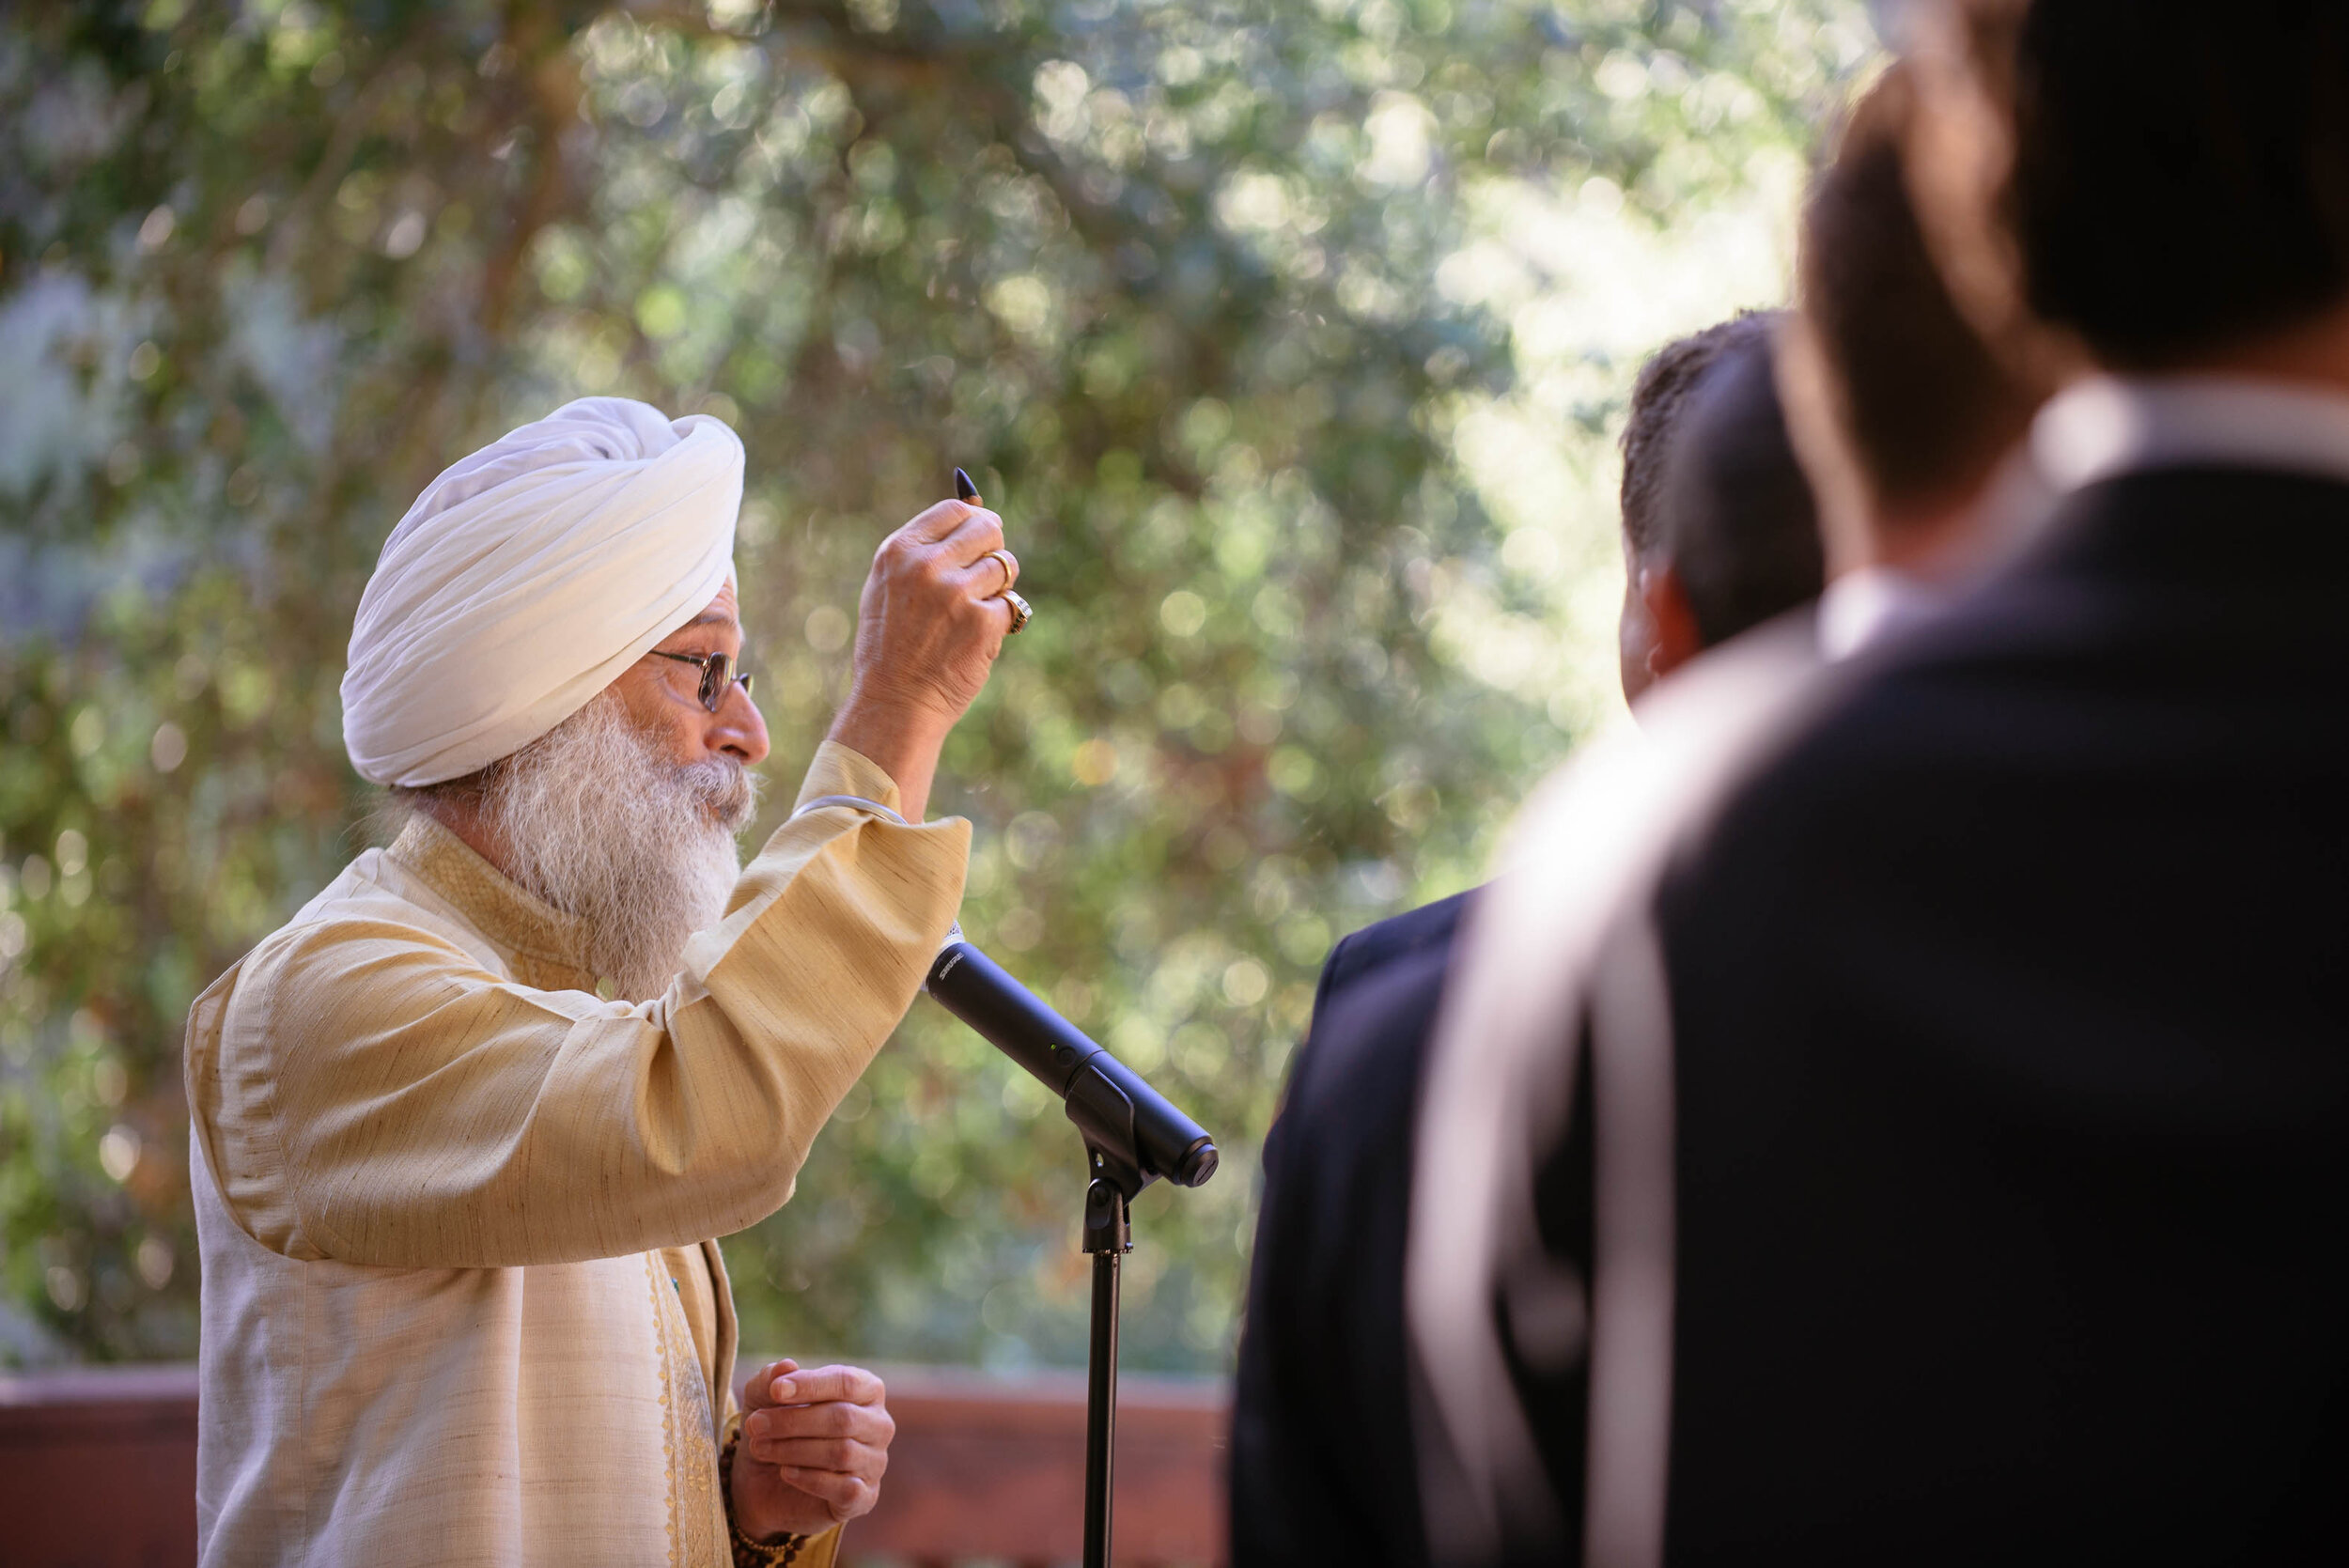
[1001,589,1033,634]
[981,547,1018,595]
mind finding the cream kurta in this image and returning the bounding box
[185,743,966,1568]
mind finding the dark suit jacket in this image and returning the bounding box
[1229,892,1473,1568]
[1505,468,2349,1562]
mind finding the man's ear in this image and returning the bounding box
[1639,559,1706,682]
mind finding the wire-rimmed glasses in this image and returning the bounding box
[647,648,754,713]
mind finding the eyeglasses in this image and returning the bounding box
[647,648,754,713]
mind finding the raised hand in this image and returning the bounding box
[826,497,1019,819]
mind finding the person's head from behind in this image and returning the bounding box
[1915,0,2349,379]
[1618,311,1823,699]
[1646,325,1827,674]
[1618,314,1826,696]
[1781,59,2049,578]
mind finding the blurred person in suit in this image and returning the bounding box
[1227,313,1824,1568]
[1412,4,2349,1563]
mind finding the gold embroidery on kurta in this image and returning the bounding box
[647,1250,725,1566]
[646,1253,682,1568]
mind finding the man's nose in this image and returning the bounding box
[710,680,770,766]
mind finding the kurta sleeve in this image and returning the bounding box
[188,742,967,1267]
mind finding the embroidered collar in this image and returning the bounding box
[386,814,602,989]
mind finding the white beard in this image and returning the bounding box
[481,691,761,1001]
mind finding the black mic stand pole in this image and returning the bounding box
[1080,1145,1138,1568]
[922,933,1220,1567]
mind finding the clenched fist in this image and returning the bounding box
[729,1358,897,1544]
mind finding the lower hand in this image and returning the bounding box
[730,1358,896,1542]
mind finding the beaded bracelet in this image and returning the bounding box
[718,1417,810,1567]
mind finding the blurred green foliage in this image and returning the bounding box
[0,0,1869,1371]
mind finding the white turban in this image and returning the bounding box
[342,397,743,787]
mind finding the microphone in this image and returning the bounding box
[926,933,1220,1190]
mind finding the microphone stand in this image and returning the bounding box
[922,934,1219,1568]
[1080,1143,1140,1568]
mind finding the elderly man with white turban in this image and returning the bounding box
[184,398,1024,1568]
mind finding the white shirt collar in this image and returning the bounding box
[1816,565,1940,661]
[2032,373,2349,492]
[1812,447,2057,663]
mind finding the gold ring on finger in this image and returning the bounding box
[1002,589,1033,634]
[981,548,1018,594]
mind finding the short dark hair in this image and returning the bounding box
[1660,333,1826,646]
[1800,61,2043,520]
[1969,0,2349,366]
[1620,312,1778,556]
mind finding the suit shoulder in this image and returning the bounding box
[1650,537,2184,932]
[1322,889,1478,995]
[1289,941,1454,1125]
